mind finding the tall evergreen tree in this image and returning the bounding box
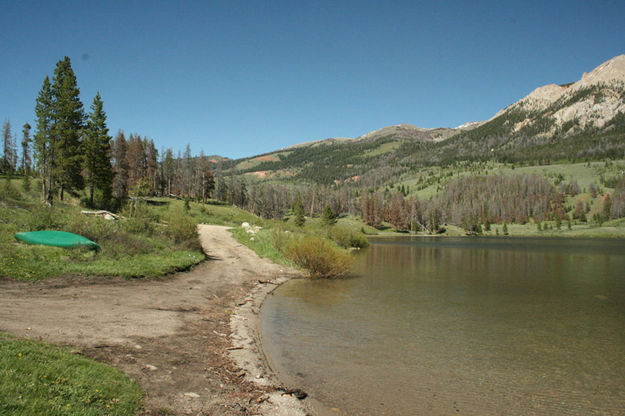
[1,120,12,174]
[33,76,55,202]
[322,204,337,226]
[198,150,215,202]
[21,123,32,175]
[182,144,193,196]
[51,56,84,200]
[83,92,113,207]
[293,196,306,227]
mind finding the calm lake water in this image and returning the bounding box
[261,237,625,415]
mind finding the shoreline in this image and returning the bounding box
[228,253,347,416]
[229,275,314,415]
[0,224,320,415]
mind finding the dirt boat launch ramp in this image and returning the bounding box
[0,224,309,415]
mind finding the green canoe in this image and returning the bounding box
[15,231,100,251]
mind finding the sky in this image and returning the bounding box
[1,0,624,159]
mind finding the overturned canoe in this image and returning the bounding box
[15,231,100,251]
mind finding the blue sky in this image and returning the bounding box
[1,1,624,159]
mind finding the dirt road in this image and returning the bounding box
[0,225,307,415]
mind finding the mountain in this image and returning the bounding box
[227,123,461,183]
[355,123,457,142]
[430,54,625,164]
[225,54,625,184]
[493,54,625,134]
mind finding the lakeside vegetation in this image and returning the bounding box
[0,179,203,281]
[230,214,370,278]
[0,332,142,416]
[1,176,367,280]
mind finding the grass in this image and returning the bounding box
[0,332,142,416]
[477,218,625,238]
[230,225,295,267]
[230,215,372,278]
[364,140,402,157]
[0,184,204,281]
[497,160,625,191]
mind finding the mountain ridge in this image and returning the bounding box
[222,54,625,184]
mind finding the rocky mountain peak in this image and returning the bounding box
[486,54,625,137]
[576,54,625,89]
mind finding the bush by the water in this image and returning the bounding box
[327,225,369,249]
[283,235,352,278]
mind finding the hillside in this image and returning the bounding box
[429,55,625,165]
[220,54,625,186]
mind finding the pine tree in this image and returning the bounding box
[203,167,215,202]
[1,120,12,174]
[198,151,215,202]
[51,57,85,200]
[182,144,193,196]
[33,76,55,203]
[322,204,337,226]
[21,123,32,175]
[22,174,31,193]
[293,196,305,227]
[567,215,572,230]
[83,92,113,207]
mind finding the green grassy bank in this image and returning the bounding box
[230,215,370,278]
[0,332,142,416]
[0,184,204,281]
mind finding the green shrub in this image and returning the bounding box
[322,204,337,226]
[65,215,117,242]
[166,212,199,249]
[21,175,32,193]
[1,179,22,201]
[27,205,64,230]
[120,202,155,235]
[327,226,369,248]
[283,236,353,278]
[100,230,156,257]
[269,227,291,251]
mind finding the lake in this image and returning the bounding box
[261,237,625,415]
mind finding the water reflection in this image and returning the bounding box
[262,237,625,415]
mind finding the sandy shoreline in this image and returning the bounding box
[0,224,314,415]
[229,275,313,415]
